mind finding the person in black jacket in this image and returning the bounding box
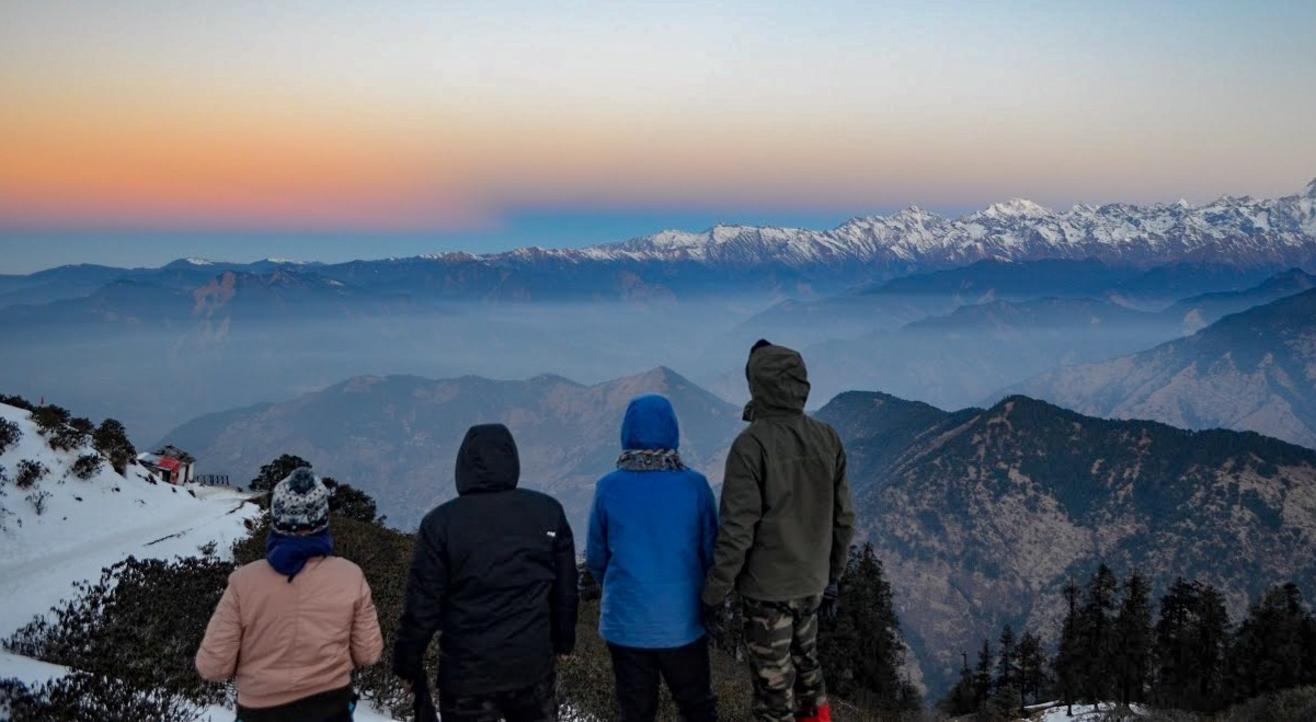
[394,423,579,722]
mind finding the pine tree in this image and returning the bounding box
[995,624,1018,699]
[1226,583,1316,702]
[937,651,979,716]
[816,543,919,711]
[973,638,993,708]
[1195,583,1230,706]
[1079,565,1119,702]
[1114,573,1153,705]
[1154,578,1229,712]
[1054,579,1082,715]
[1016,631,1047,712]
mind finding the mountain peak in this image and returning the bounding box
[612,365,691,388]
[163,257,219,269]
[1305,177,1316,197]
[981,197,1051,219]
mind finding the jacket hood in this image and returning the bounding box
[455,423,520,495]
[620,394,680,450]
[746,343,810,417]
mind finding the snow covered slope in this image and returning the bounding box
[0,402,413,720]
[0,402,261,637]
[0,651,399,722]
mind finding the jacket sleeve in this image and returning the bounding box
[830,435,856,582]
[584,486,609,586]
[550,507,580,655]
[351,573,385,667]
[393,518,447,681]
[195,574,242,682]
[698,474,718,573]
[702,435,763,605]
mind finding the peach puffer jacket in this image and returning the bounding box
[196,556,384,709]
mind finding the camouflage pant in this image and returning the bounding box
[743,595,827,722]
[438,673,557,722]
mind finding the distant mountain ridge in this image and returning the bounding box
[730,266,1314,415]
[6,180,1315,306]
[589,178,1316,272]
[801,294,1182,411]
[1012,287,1316,448]
[1164,267,1316,332]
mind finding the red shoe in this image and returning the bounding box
[795,703,832,722]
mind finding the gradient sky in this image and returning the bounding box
[3,0,1315,273]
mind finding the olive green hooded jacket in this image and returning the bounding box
[702,343,856,604]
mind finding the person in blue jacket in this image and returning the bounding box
[586,394,719,722]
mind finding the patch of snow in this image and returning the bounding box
[1023,700,1151,721]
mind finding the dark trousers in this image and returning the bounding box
[236,685,354,722]
[438,673,557,722]
[607,637,718,722]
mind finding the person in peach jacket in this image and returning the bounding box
[197,468,384,722]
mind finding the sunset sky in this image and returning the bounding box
[3,0,1315,272]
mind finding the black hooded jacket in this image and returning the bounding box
[393,424,579,696]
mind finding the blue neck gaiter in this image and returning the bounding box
[266,529,333,581]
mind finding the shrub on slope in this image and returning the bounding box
[4,554,234,707]
[0,672,196,722]
[0,418,19,455]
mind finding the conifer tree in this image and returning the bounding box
[1226,583,1316,701]
[1016,630,1047,712]
[1079,565,1119,701]
[1195,584,1230,705]
[973,638,993,707]
[1154,578,1229,712]
[1114,573,1153,705]
[816,544,919,711]
[1054,579,1082,715]
[938,651,979,717]
[995,624,1018,698]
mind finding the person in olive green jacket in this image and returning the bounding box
[702,339,855,722]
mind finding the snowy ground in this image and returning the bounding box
[0,403,262,637]
[0,651,399,722]
[1025,700,1150,720]
[0,402,403,720]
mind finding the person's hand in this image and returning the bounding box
[401,679,413,695]
[702,601,726,646]
[819,581,840,623]
[557,654,572,663]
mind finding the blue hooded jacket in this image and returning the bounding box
[586,395,718,649]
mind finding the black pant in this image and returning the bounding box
[438,672,557,722]
[236,686,354,722]
[607,637,718,722]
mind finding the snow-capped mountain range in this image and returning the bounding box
[4,180,1314,306]
[571,178,1316,270]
